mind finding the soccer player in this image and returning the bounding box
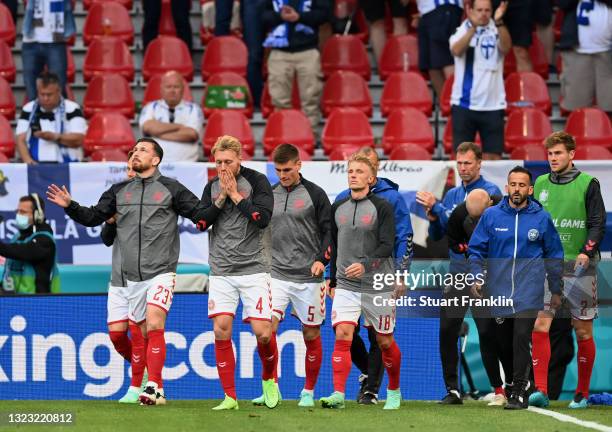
[334,147,413,405]
[100,151,149,403]
[198,135,279,410]
[468,166,564,410]
[321,154,402,410]
[416,142,501,404]
[47,138,208,405]
[529,132,606,409]
[252,143,331,407]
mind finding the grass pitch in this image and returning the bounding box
[2,400,611,432]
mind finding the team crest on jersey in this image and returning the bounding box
[480,35,497,60]
[124,191,132,202]
[538,189,548,203]
[361,214,373,225]
[294,199,305,209]
[153,191,164,202]
[528,229,539,241]
[338,214,348,225]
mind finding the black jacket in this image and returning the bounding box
[263,0,331,52]
[447,196,502,256]
[0,223,56,294]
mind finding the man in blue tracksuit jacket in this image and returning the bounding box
[329,147,413,404]
[417,142,502,404]
[468,166,564,410]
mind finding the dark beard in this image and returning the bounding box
[511,194,527,206]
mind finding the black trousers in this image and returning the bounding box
[439,288,514,392]
[351,325,384,394]
[509,310,538,391]
[1,0,17,24]
[142,0,193,52]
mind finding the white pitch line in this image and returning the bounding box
[528,406,612,432]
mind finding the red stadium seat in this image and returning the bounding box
[378,35,420,81]
[0,3,15,47]
[66,47,75,83]
[510,143,547,161]
[505,72,551,115]
[504,34,549,80]
[321,71,372,117]
[82,36,134,82]
[143,74,193,106]
[328,143,365,160]
[443,117,481,155]
[380,71,432,117]
[321,107,374,154]
[321,35,370,81]
[203,110,254,156]
[83,2,134,46]
[0,114,15,158]
[574,145,612,160]
[566,108,612,148]
[84,113,135,155]
[268,145,312,161]
[158,0,177,36]
[202,36,248,81]
[262,109,315,155]
[382,108,434,154]
[0,77,15,120]
[90,148,129,162]
[0,41,15,83]
[202,72,253,118]
[260,78,301,118]
[142,36,193,82]
[0,151,9,162]
[84,0,133,10]
[83,74,135,118]
[504,108,552,153]
[440,74,454,117]
[389,143,432,160]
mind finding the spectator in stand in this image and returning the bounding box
[1,0,17,25]
[449,0,511,160]
[558,0,612,113]
[139,71,204,162]
[21,0,76,101]
[16,72,85,164]
[492,0,533,72]
[360,0,408,65]
[263,0,331,134]
[214,0,266,107]
[415,0,464,97]
[533,0,556,72]
[142,0,193,52]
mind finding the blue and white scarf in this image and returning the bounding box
[263,0,315,48]
[28,99,78,163]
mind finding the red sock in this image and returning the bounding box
[494,386,505,396]
[128,325,146,388]
[272,332,278,383]
[332,340,352,393]
[531,331,550,395]
[257,332,278,381]
[576,337,596,399]
[109,330,132,362]
[146,329,166,389]
[215,339,236,399]
[304,336,323,391]
[381,340,401,391]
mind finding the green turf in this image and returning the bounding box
[1,401,610,432]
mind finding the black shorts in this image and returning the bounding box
[451,105,505,155]
[359,0,407,22]
[418,4,463,71]
[493,0,532,47]
[532,0,553,26]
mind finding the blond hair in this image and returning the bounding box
[348,153,376,175]
[211,135,242,157]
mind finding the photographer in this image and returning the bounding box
[15,72,86,164]
[0,194,59,294]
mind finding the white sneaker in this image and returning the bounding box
[155,388,166,405]
[139,382,158,406]
[487,393,508,406]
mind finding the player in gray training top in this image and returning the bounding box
[197,135,279,411]
[320,153,402,411]
[252,143,331,408]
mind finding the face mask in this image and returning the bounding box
[15,214,31,230]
